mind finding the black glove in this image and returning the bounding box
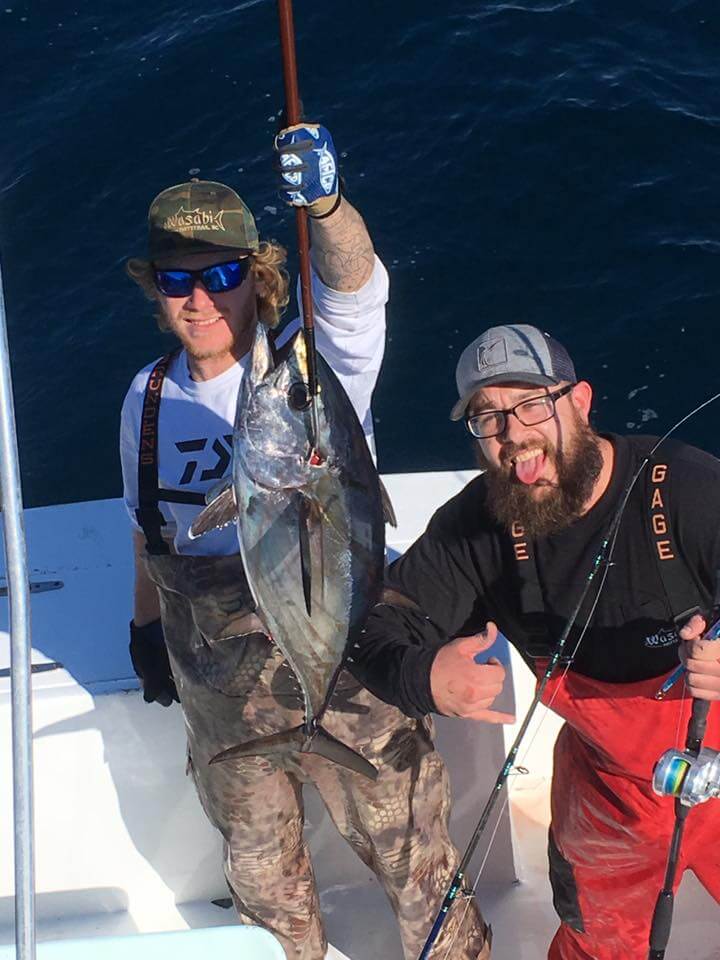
[129,619,179,707]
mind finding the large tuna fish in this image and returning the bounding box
[190,323,393,780]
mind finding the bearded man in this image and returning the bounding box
[352,324,720,959]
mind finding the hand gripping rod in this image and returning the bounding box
[648,616,720,959]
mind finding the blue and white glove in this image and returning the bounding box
[275,123,340,217]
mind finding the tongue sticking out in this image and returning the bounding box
[514,453,545,485]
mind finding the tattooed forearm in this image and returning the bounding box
[309,198,375,292]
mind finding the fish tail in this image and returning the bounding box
[306,724,378,780]
[209,724,378,781]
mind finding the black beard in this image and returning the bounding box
[482,422,604,538]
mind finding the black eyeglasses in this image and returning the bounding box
[465,383,575,439]
[153,258,251,298]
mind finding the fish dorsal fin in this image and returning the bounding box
[297,494,325,618]
[188,484,238,540]
[379,477,398,528]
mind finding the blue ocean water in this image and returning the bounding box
[2,0,720,508]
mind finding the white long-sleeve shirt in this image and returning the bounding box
[120,256,388,555]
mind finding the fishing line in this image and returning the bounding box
[674,680,688,749]
[437,789,513,960]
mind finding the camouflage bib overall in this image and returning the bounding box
[144,550,489,960]
[137,355,490,960]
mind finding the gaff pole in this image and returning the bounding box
[277,0,321,447]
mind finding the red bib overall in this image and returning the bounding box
[537,664,720,959]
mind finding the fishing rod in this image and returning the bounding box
[277,0,321,451]
[418,390,720,960]
[648,617,720,959]
[0,253,36,960]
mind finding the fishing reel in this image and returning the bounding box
[653,746,720,808]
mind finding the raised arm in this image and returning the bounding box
[275,122,375,292]
[308,197,375,292]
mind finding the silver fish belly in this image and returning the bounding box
[191,324,387,779]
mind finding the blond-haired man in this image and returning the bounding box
[119,125,490,960]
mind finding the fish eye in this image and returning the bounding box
[288,382,312,411]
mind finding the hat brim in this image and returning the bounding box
[449,372,560,421]
[148,232,258,263]
[150,243,256,267]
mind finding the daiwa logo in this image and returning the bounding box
[643,627,679,649]
[164,206,226,233]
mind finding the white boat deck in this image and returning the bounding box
[1,471,717,959]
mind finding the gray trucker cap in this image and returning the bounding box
[450,324,577,421]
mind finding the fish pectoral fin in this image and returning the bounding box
[298,495,314,617]
[379,477,398,528]
[188,486,238,540]
[209,724,378,781]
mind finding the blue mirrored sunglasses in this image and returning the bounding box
[153,258,251,298]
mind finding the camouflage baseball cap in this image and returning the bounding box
[147,180,259,261]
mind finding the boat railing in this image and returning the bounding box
[0,254,36,960]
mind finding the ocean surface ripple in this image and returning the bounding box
[2,0,719,505]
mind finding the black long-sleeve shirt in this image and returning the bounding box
[352,435,720,718]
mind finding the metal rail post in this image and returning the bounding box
[0,255,36,960]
